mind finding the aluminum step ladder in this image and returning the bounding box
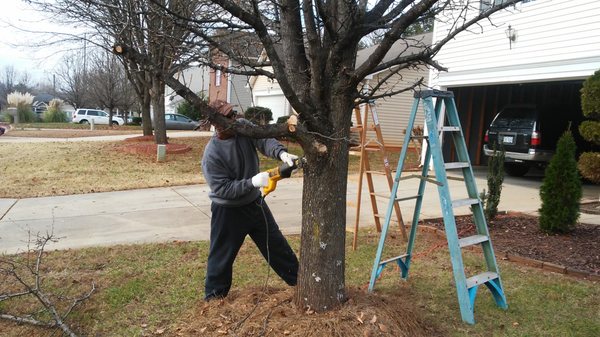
[367,90,507,324]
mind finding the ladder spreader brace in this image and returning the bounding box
[367,89,507,324]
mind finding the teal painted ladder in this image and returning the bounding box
[367,90,507,324]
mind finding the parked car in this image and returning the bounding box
[72,109,125,126]
[483,104,571,177]
[158,113,201,130]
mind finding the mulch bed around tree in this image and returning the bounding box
[173,287,445,337]
[422,213,600,276]
[116,136,192,155]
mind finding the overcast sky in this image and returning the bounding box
[0,0,76,83]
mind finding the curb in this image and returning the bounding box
[416,224,600,281]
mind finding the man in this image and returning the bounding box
[201,100,299,300]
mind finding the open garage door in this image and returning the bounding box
[447,81,584,165]
[255,95,289,123]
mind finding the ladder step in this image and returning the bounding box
[373,213,399,222]
[452,198,479,208]
[444,162,470,170]
[466,272,499,289]
[440,126,460,132]
[458,234,489,248]
[395,195,421,202]
[410,135,429,140]
[379,254,409,266]
[399,174,444,186]
[371,192,392,199]
[366,170,386,175]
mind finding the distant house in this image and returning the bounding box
[430,0,600,164]
[165,65,210,114]
[32,93,75,117]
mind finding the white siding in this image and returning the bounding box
[431,0,600,87]
[357,66,429,148]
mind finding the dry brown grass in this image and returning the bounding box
[0,137,208,198]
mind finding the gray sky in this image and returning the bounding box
[0,0,74,82]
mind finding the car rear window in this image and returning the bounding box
[492,107,537,128]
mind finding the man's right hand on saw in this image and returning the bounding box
[251,172,270,188]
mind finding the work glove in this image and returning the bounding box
[279,152,298,167]
[251,172,270,188]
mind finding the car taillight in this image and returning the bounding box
[484,130,489,143]
[531,131,541,147]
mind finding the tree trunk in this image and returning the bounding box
[141,88,153,136]
[294,97,352,312]
[152,77,168,144]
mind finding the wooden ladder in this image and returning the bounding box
[351,101,407,250]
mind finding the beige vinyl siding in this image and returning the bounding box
[358,66,429,148]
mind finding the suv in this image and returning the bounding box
[72,109,125,126]
[483,104,570,177]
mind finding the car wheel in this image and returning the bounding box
[79,120,89,125]
[112,121,119,126]
[504,163,529,177]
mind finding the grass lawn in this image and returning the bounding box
[0,135,412,198]
[0,230,597,336]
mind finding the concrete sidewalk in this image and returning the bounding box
[1,170,598,254]
[0,130,212,143]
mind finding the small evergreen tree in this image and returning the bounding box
[245,106,273,125]
[484,144,505,221]
[578,69,600,183]
[539,131,582,233]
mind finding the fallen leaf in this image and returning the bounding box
[155,328,165,334]
[513,322,519,327]
[200,327,207,333]
[378,323,387,332]
[217,329,228,334]
[283,330,291,335]
[356,311,364,324]
[370,315,377,324]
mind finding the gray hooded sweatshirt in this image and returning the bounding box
[201,130,286,206]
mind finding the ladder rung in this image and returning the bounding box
[458,234,489,248]
[364,147,382,152]
[350,126,362,132]
[379,254,409,266]
[398,174,444,186]
[440,126,460,132]
[445,162,470,170]
[430,174,464,182]
[452,198,479,208]
[466,272,499,289]
[410,135,428,140]
[366,170,386,175]
[373,214,399,222]
[395,195,421,202]
[371,192,391,198]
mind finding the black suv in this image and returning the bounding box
[483,104,571,177]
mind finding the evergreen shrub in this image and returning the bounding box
[539,131,582,233]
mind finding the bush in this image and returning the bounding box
[484,144,505,221]
[17,106,36,123]
[176,100,201,121]
[245,106,273,125]
[539,131,581,233]
[581,69,600,120]
[131,117,142,125]
[43,99,68,123]
[577,152,600,183]
[579,69,600,183]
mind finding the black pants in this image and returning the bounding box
[204,198,299,300]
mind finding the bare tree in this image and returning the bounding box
[118,0,522,312]
[0,66,34,110]
[55,52,92,109]
[88,51,137,123]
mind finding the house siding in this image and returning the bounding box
[431,0,600,87]
[358,66,429,148]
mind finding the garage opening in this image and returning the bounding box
[446,80,585,165]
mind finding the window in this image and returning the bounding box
[87,111,99,116]
[215,66,222,87]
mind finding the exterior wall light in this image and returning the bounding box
[505,25,517,49]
